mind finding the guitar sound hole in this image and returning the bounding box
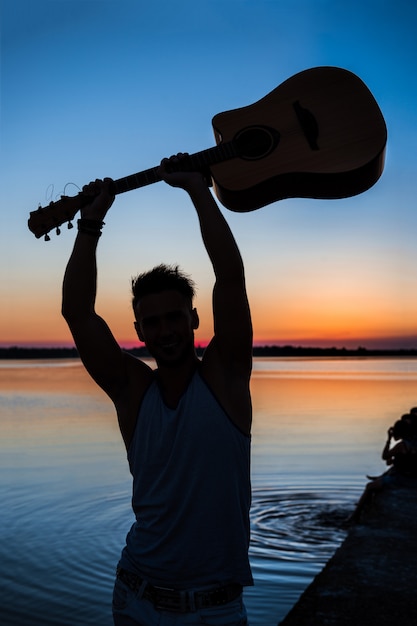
[234,125,280,160]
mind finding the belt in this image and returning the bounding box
[116,566,242,613]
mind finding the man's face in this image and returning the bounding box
[134,290,199,366]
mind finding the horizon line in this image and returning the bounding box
[2,334,417,352]
[2,343,417,353]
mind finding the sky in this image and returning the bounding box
[1,0,417,350]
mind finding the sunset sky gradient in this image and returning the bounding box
[2,0,417,349]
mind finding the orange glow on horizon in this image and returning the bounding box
[2,285,417,350]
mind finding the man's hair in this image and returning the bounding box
[131,264,196,311]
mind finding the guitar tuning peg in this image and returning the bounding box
[67,221,73,229]
[56,227,61,235]
[44,233,51,242]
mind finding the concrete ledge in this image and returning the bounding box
[278,479,417,626]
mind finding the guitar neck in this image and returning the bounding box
[112,142,236,195]
[27,140,238,240]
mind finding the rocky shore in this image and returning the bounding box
[278,477,417,625]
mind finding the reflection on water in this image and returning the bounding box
[252,356,417,378]
[1,357,417,625]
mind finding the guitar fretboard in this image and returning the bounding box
[113,141,237,195]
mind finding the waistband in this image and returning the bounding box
[116,566,242,613]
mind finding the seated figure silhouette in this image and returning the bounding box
[348,417,417,524]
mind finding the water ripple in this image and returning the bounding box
[250,486,352,562]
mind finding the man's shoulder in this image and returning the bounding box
[199,342,252,436]
[200,338,252,381]
[114,353,154,449]
[123,351,154,389]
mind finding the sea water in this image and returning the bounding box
[1,357,417,625]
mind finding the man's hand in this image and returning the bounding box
[81,178,115,220]
[158,153,209,193]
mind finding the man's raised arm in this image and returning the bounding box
[159,155,253,432]
[62,179,132,401]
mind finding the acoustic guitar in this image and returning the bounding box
[28,66,387,240]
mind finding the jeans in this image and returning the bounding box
[112,577,249,625]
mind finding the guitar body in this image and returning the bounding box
[210,67,387,211]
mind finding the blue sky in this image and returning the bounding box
[1,0,417,348]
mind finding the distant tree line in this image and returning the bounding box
[1,345,417,359]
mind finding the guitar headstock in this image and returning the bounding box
[28,193,87,240]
